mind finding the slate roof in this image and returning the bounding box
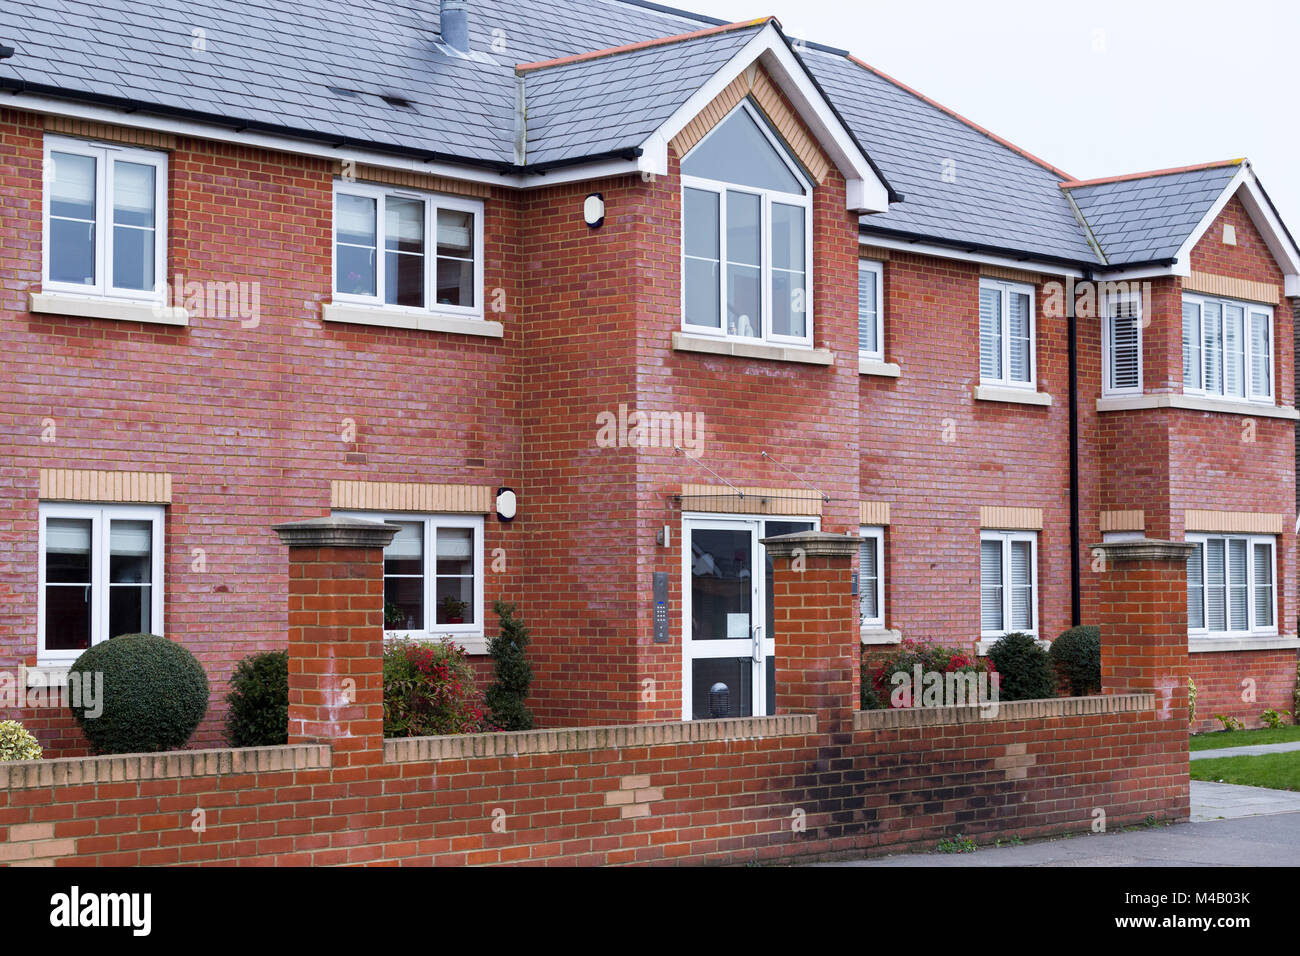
[520,23,764,167]
[1063,162,1243,265]
[0,0,1269,268]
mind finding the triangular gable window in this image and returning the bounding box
[682,104,806,196]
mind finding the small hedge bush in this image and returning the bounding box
[987,632,1058,702]
[68,633,209,754]
[485,600,534,731]
[1049,625,1101,696]
[0,720,42,761]
[862,638,992,708]
[226,650,289,747]
[383,639,488,737]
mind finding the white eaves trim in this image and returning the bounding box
[857,235,1086,279]
[647,22,891,213]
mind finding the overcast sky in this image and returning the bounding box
[689,0,1300,233]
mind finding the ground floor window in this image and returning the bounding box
[859,525,885,629]
[980,530,1037,637]
[39,502,164,663]
[333,510,484,640]
[1186,533,1276,637]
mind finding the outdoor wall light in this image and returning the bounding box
[496,486,517,522]
[583,192,605,228]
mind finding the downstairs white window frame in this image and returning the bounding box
[979,529,1038,639]
[858,525,885,630]
[1186,532,1277,639]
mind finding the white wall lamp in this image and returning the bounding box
[496,487,517,523]
[583,192,605,229]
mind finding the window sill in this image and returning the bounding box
[860,627,902,645]
[1188,635,1300,653]
[26,665,71,688]
[1096,394,1299,420]
[858,357,901,378]
[385,631,489,655]
[976,637,1049,656]
[973,384,1052,407]
[30,292,189,327]
[671,332,833,366]
[323,303,503,338]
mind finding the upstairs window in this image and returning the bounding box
[978,279,1035,388]
[681,100,813,347]
[38,503,165,663]
[43,136,167,299]
[1182,294,1272,401]
[1187,533,1276,637]
[1103,291,1142,395]
[858,260,884,360]
[333,182,483,317]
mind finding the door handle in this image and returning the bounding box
[751,624,762,663]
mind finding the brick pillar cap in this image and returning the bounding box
[1092,538,1197,563]
[760,530,858,559]
[273,516,400,549]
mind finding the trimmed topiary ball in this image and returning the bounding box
[68,633,209,754]
[225,650,289,747]
[988,632,1058,701]
[1050,625,1101,696]
[0,720,42,761]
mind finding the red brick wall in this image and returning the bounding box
[0,107,523,752]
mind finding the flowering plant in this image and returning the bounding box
[383,638,492,737]
[864,638,994,709]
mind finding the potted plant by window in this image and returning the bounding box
[439,595,469,625]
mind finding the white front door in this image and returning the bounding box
[681,515,816,719]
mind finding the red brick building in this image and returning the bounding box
[0,1,1295,750]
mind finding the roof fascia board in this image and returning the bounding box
[12,90,663,190]
[858,233,1085,279]
[645,22,890,213]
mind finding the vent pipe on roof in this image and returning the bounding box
[441,0,470,54]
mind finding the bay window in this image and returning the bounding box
[43,136,167,299]
[1187,533,1276,637]
[1182,294,1273,401]
[979,279,1035,388]
[681,100,813,347]
[980,530,1037,637]
[333,182,483,317]
[38,503,164,663]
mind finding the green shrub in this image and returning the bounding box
[485,600,534,730]
[1260,708,1293,729]
[987,632,1057,702]
[68,633,209,754]
[383,639,487,737]
[1214,713,1244,731]
[1049,625,1100,696]
[863,638,992,708]
[225,650,289,747]
[0,720,42,761]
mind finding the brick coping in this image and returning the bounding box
[384,714,819,763]
[854,693,1156,730]
[0,744,331,791]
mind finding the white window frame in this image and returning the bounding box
[333,510,486,650]
[858,259,885,361]
[978,278,1037,389]
[1186,532,1278,638]
[37,502,165,665]
[42,135,168,301]
[858,525,885,630]
[1181,293,1274,403]
[680,99,814,349]
[331,181,485,320]
[1101,288,1143,396]
[979,530,1038,639]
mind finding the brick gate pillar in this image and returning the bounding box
[273,516,398,767]
[761,531,859,735]
[1094,538,1195,720]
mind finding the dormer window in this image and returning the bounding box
[680,101,813,348]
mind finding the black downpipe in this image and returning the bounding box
[1068,271,1092,626]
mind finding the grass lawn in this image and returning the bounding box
[1190,751,1300,792]
[1189,725,1300,751]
